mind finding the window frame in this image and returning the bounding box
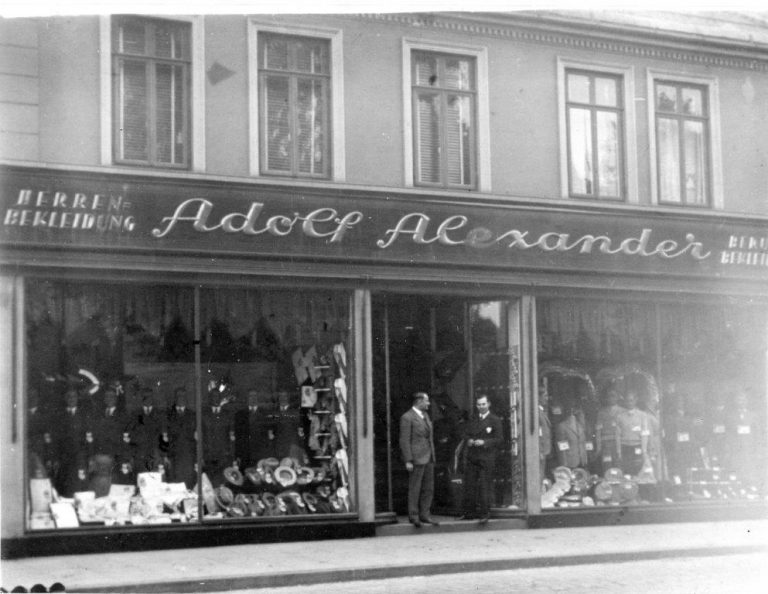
[557,58,637,204]
[647,69,723,210]
[100,15,205,172]
[403,39,491,192]
[248,21,345,181]
[411,50,477,190]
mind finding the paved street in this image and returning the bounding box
[246,552,765,594]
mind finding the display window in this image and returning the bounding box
[25,280,353,530]
[537,297,767,509]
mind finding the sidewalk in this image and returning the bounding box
[2,519,766,593]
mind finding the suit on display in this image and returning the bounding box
[399,392,437,526]
[460,395,502,522]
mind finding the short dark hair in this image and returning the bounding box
[412,391,429,405]
[476,394,489,403]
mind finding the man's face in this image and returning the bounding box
[416,395,430,411]
[476,397,490,415]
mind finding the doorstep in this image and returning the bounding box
[376,514,527,536]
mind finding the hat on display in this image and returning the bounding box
[296,466,315,485]
[227,501,247,518]
[223,466,244,487]
[215,485,234,509]
[279,457,296,469]
[302,492,319,513]
[274,465,298,488]
[594,481,613,502]
[552,466,573,484]
[316,484,332,499]
[245,466,263,486]
[257,457,280,472]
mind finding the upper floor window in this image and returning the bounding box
[111,16,191,168]
[564,69,624,200]
[654,81,711,207]
[411,51,476,189]
[258,34,331,178]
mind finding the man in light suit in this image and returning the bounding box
[399,392,438,527]
[459,394,502,524]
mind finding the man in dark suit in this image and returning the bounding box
[459,394,502,523]
[399,392,438,527]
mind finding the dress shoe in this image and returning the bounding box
[477,514,490,525]
[419,517,440,526]
[457,514,476,521]
[409,517,422,528]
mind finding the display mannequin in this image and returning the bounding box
[166,387,197,487]
[235,390,275,468]
[595,388,624,471]
[58,387,92,496]
[94,386,129,458]
[727,389,755,484]
[616,391,649,476]
[274,392,306,461]
[554,404,588,469]
[201,388,235,486]
[130,387,165,473]
[665,394,700,480]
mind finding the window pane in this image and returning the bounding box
[415,93,441,183]
[118,60,148,161]
[264,36,289,70]
[595,77,617,107]
[199,288,353,521]
[684,120,707,205]
[657,118,680,203]
[682,87,703,116]
[26,282,197,529]
[414,54,438,87]
[116,19,146,55]
[567,73,590,104]
[596,111,620,197]
[568,107,593,195]
[155,64,174,164]
[656,84,677,112]
[295,38,327,74]
[444,58,473,91]
[297,78,327,175]
[445,94,472,186]
[264,75,291,172]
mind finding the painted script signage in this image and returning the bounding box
[1,166,767,283]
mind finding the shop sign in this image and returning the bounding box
[1,166,767,282]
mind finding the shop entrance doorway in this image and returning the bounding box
[372,294,525,518]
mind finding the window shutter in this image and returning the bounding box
[415,93,440,183]
[265,75,291,172]
[118,60,149,161]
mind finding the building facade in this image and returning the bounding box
[1,11,767,557]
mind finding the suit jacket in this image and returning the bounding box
[554,415,588,468]
[399,408,435,465]
[463,412,502,463]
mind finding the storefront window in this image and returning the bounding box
[198,288,352,520]
[25,281,352,530]
[537,297,766,509]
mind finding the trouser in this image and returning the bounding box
[408,461,435,519]
[462,457,494,516]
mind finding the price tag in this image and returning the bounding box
[713,425,725,434]
[602,455,612,463]
[585,441,594,452]
[634,447,642,456]
[737,425,751,435]
[673,475,682,485]
[641,429,650,437]
[552,406,562,415]
[677,432,690,442]
[539,427,543,437]
[557,441,570,451]
[632,426,641,433]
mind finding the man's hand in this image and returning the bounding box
[405,462,414,472]
[474,439,485,446]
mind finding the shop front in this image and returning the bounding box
[1,163,766,556]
